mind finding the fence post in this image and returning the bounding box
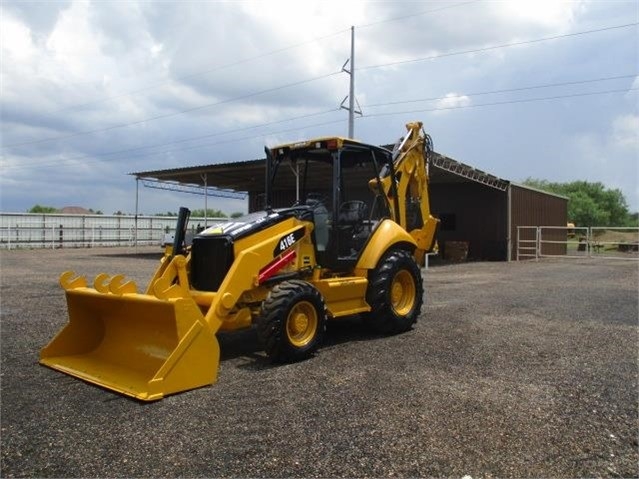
[7,225,11,250]
[536,227,540,261]
[58,224,63,249]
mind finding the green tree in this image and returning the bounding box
[28,204,58,213]
[230,212,244,219]
[522,179,636,226]
[191,209,227,218]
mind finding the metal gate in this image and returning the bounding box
[516,226,639,261]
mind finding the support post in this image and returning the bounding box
[340,26,361,138]
[507,184,512,261]
[202,173,208,227]
[135,177,139,252]
[348,25,355,139]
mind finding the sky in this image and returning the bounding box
[1,0,637,216]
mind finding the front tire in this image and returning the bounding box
[257,280,326,362]
[366,249,424,334]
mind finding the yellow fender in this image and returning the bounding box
[356,219,418,270]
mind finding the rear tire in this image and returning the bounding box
[257,280,326,362]
[366,249,423,334]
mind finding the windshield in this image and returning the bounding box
[271,153,333,209]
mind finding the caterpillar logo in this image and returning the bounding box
[274,227,305,256]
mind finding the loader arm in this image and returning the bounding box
[201,218,315,333]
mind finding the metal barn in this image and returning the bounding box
[133,151,567,261]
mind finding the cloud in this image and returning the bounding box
[434,93,472,113]
[0,12,37,61]
[496,0,583,30]
[2,1,70,36]
[0,0,636,215]
[560,113,639,210]
[355,0,583,66]
[45,1,104,78]
[610,114,639,151]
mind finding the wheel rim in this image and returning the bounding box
[390,270,416,316]
[286,301,318,348]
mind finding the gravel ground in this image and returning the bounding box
[1,247,637,478]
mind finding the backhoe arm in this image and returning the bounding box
[386,122,439,263]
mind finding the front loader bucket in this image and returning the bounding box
[40,288,219,401]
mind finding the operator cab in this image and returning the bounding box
[266,138,396,271]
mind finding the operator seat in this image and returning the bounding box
[307,198,329,252]
[337,201,368,257]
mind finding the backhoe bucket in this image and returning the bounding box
[40,288,219,401]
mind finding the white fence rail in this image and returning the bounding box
[0,213,225,249]
[517,226,639,261]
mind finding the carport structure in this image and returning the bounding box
[133,151,567,261]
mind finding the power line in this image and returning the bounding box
[360,87,638,119]
[46,1,477,115]
[4,87,635,172]
[11,6,619,152]
[1,70,342,149]
[359,22,638,71]
[362,74,637,108]
[4,12,635,163]
[2,116,347,171]
[8,21,631,151]
[3,107,339,170]
[10,73,631,170]
[8,19,629,151]
[51,30,351,114]
[357,1,480,29]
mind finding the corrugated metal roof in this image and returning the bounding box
[430,152,510,191]
[132,158,265,192]
[131,150,513,193]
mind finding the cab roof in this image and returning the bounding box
[270,136,393,158]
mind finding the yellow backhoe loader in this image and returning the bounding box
[40,121,439,401]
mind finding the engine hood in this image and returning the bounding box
[198,209,305,241]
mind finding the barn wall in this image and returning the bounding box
[247,181,567,262]
[430,182,508,261]
[510,184,568,257]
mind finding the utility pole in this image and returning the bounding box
[340,26,361,138]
